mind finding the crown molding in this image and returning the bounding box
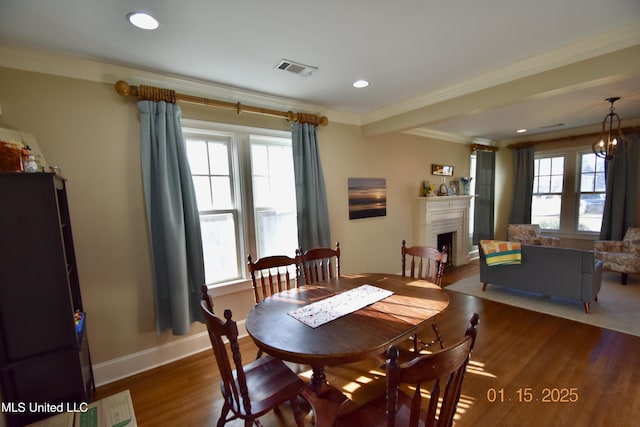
[403,128,471,144]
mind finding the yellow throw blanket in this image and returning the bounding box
[480,240,522,266]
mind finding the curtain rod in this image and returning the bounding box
[470,143,499,152]
[114,80,329,127]
[507,126,640,150]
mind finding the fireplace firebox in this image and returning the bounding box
[437,232,453,267]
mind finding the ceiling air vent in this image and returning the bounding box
[275,59,318,77]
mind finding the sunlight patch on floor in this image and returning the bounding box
[466,359,497,378]
[333,366,385,399]
[453,394,476,421]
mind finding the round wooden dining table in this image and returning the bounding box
[245,272,449,427]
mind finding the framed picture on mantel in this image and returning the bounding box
[431,164,453,176]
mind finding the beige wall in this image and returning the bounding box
[0,66,471,369]
[320,125,471,273]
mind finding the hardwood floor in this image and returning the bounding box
[95,262,640,426]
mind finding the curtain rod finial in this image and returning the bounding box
[115,80,132,96]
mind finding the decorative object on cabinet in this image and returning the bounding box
[431,164,453,176]
[0,140,29,172]
[348,177,387,219]
[0,173,94,427]
[438,182,448,196]
[0,126,49,172]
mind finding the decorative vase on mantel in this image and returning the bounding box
[460,177,472,195]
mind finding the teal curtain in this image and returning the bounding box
[138,101,205,335]
[473,150,495,244]
[600,133,639,240]
[291,122,331,251]
[508,146,535,225]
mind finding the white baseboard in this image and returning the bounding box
[93,320,247,387]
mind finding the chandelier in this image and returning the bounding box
[592,97,627,160]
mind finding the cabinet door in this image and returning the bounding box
[0,175,78,363]
[1,349,87,426]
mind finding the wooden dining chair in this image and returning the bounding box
[300,242,340,284]
[247,252,302,358]
[201,284,213,312]
[401,240,448,351]
[200,300,306,427]
[402,240,447,285]
[247,252,302,303]
[337,313,479,427]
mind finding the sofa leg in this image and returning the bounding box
[583,302,590,314]
[621,273,628,285]
[482,283,488,291]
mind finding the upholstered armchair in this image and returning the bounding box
[507,224,560,247]
[594,227,640,285]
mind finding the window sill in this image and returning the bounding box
[206,279,252,297]
[541,230,600,241]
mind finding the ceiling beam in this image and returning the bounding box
[361,44,640,138]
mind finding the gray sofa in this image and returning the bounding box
[479,243,603,313]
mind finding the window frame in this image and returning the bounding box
[532,154,565,231]
[576,150,606,232]
[249,135,298,258]
[182,119,295,289]
[532,146,604,239]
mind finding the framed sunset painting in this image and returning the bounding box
[348,177,387,220]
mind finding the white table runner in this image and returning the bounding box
[288,284,393,328]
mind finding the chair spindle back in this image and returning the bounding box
[301,242,340,284]
[247,252,301,303]
[401,240,447,287]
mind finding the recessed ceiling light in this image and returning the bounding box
[127,12,159,30]
[353,80,370,88]
[516,128,528,133]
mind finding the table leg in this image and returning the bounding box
[309,365,330,395]
[301,365,349,427]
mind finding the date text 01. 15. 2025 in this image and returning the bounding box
[486,387,579,403]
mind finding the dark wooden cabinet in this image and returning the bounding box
[0,173,94,427]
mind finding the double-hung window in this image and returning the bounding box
[531,148,605,235]
[250,137,298,257]
[182,120,298,286]
[577,152,606,232]
[532,155,564,230]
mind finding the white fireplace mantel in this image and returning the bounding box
[415,196,472,266]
